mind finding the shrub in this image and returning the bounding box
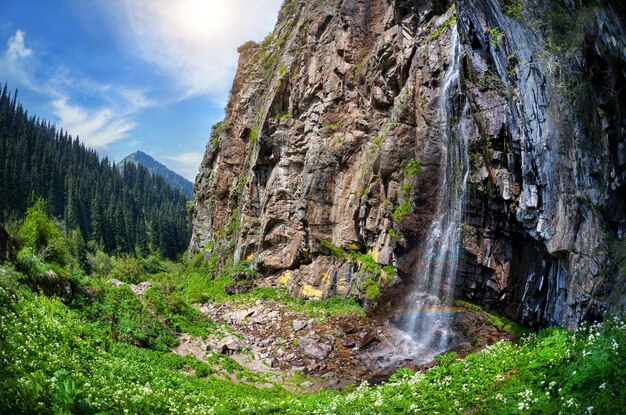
[16,247,47,278]
[401,158,422,177]
[108,255,146,284]
[86,249,113,276]
[18,198,69,265]
[500,0,524,20]
[361,277,380,300]
[392,199,412,223]
[237,40,258,54]
[429,13,457,41]
[490,27,504,47]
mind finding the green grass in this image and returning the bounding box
[318,238,388,276]
[324,122,341,130]
[401,158,422,177]
[1,265,625,414]
[273,112,290,121]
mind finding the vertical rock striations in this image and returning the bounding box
[453,0,625,328]
[191,0,625,328]
[191,0,464,306]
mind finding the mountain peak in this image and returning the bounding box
[118,152,194,199]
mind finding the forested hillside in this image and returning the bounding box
[0,86,191,259]
[118,151,194,199]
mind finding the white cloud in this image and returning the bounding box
[162,151,204,181]
[1,29,150,150]
[103,0,284,101]
[7,30,32,60]
[51,97,136,148]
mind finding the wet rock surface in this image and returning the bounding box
[170,298,515,389]
[190,0,624,336]
[453,0,626,328]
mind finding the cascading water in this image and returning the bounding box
[401,25,469,357]
[365,26,472,370]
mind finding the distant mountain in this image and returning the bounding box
[118,151,194,199]
[0,88,191,259]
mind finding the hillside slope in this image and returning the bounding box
[0,88,191,258]
[118,151,194,199]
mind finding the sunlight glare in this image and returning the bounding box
[173,0,227,39]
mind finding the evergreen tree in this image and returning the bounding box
[0,86,191,259]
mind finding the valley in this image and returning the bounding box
[1,0,625,413]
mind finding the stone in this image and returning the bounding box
[356,328,378,350]
[213,335,243,355]
[342,335,356,348]
[298,336,331,360]
[292,320,307,332]
[258,338,273,348]
[129,281,152,296]
[337,322,357,335]
[107,278,125,287]
[226,309,256,325]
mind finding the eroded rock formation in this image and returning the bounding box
[191,0,625,328]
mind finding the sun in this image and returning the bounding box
[172,0,229,39]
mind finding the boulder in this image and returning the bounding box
[292,320,307,332]
[298,336,332,360]
[356,328,378,350]
[212,335,243,355]
[130,281,152,296]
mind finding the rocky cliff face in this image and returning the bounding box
[191,0,625,328]
[454,0,626,328]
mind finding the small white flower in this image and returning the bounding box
[586,406,593,414]
[599,383,606,390]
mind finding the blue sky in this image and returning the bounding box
[0,0,283,180]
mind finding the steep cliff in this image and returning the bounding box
[454,0,626,328]
[191,0,625,328]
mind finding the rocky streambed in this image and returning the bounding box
[171,298,517,391]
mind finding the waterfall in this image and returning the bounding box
[402,25,469,356]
